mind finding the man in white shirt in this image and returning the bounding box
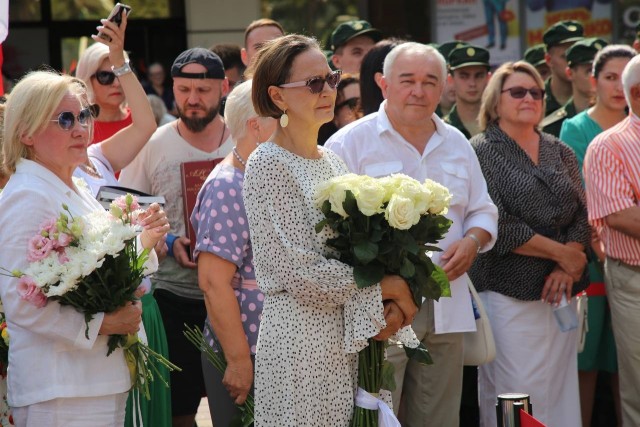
[120,47,233,427]
[325,42,498,427]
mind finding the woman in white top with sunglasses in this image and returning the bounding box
[244,35,416,427]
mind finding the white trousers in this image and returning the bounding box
[478,291,580,427]
[12,393,127,427]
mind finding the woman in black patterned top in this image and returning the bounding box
[468,61,589,427]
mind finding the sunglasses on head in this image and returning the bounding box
[93,70,117,86]
[336,97,360,112]
[279,70,342,94]
[501,86,545,100]
[50,107,95,131]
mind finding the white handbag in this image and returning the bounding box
[463,279,496,366]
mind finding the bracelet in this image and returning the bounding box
[111,60,132,77]
[166,233,178,258]
[466,233,482,254]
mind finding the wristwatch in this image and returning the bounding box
[111,60,132,77]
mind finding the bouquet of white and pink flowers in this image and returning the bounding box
[315,173,452,427]
[0,194,179,400]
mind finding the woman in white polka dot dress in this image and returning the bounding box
[244,35,417,427]
[191,79,276,426]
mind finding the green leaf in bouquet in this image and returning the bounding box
[315,218,329,234]
[377,239,395,255]
[342,190,359,217]
[321,200,332,217]
[432,265,451,298]
[380,359,396,392]
[353,264,385,288]
[353,241,378,264]
[404,342,433,365]
[393,230,419,255]
[424,245,443,252]
[399,258,416,279]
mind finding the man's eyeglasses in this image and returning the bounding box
[279,70,342,94]
[50,107,94,131]
[335,97,360,112]
[93,70,117,86]
[501,86,545,101]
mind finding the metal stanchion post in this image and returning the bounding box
[495,393,532,427]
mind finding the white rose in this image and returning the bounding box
[397,178,430,214]
[354,177,386,216]
[328,181,350,218]
[385,194,421,230]
[424,179,452,215]
[314,180,334,209]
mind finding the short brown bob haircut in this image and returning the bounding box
[251,34,321,119]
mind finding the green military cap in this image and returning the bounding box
[543,20,584,49]
[448,45,490,71]
[524,44,546,67]
[330,20,382,52]
[437,41,469,64]
[566,37,608,67]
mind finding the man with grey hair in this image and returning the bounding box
[583,54,640,427]
[326,42,498,426]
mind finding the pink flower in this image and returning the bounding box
[56,233,73,248]
[39,218,58,238]
[56,248,69,264]
[114,195,140,214]
[27,235,54,262]
[17,276,47,308]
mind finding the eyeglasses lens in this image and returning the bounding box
[507,87,544,100]
[95,71,116,85]
[308,72,342,94]
[56,108,92,130]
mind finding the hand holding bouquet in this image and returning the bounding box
[315,173,453,427]
[1,194,179,400]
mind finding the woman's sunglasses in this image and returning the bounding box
[93,70,117,86]
[336,97,360,112]
[501,86,545,101]
[50,106,97,131]
[279,70,342,94]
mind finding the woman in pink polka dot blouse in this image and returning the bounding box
[190,79,276,427]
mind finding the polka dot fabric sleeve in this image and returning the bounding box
[191,164,250,268]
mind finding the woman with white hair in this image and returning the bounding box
[190,79,275,426]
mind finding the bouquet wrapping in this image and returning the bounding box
[314,173,453,427]
[1,194,179,400]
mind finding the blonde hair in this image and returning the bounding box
[225,79,257,140]
[75,42,129,103]
[478,61,545,131]
[2,71,89,175]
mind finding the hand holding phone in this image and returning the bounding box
[98,3,132,42]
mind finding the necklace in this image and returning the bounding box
[176,118,227,151]
[79,161,102,179]
[232,146,246,167]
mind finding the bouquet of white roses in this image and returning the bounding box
[0,194,179,400]
[314,173,452,427]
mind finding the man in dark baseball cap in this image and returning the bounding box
[121,45,233,427]
[542,37,607,136]
[444,45,491,139]
[524,44,551,81]
[330,19,382,74]
[542,20,584,116]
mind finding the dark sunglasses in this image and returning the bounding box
[279,70,342,94]
[93,70,117,86]
[336,97,360,112]
[50,107,95,131]
[501,86,545,100]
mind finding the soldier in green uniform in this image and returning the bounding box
[542,38,608,137]
[444,45,491,139]
[542,20,584,117]
[435,40,469,118]
[524,44,551,81]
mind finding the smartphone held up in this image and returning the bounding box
[98,3,132,42]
